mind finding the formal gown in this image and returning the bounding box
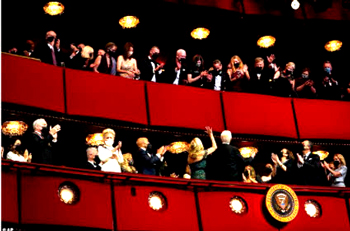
[119,58,136,79]
[97,145,122,173]
[189,151,208,180]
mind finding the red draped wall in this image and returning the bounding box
[293,98,350,140]
[2,54,65,113]
[222,92,298,138]
[147,82,225,132]
[65,68,148,125]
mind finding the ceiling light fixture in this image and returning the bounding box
[325,40,342,52]
[291,0,300,10]
[257,35,276,48]
[191,27,210,40]
[119,16,140,29]
[43,2,64,16]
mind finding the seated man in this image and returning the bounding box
[84,147,101,170]
[133,137,166,176]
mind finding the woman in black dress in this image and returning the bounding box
[271,148,296,184]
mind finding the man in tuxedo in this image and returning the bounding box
[138,46,164,82]
[160,49,188,85]
[248,56,277,95]
[204,59,230,91]
[32,30,62,66]
[84,147,101,170]
[27,118,61,165]
[206,130,255,181]
[296,140,327,186]
[133,137,166,176]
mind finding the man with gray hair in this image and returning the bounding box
[161,48,188,85]
[207,130,256,181]
[27,118,61,165]
[84,147,101,170]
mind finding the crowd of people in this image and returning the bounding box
[6,30,350,101]
[1,118,348,188]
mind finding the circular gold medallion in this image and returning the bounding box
[265,184,299,222]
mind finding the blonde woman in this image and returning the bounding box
[272,62,296,97]
[186,126,217,179]
[227,55,250,92]
[322,154,347,187]
[98,128,123,173]
[242,165,258,183]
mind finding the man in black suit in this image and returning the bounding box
[296,140,327,186]
[204,59,230,91]
[27,118,61,165]
[248,56,277,95]
[133,137,166,176]
[206,130,255,181]
[138,46,164,82]
[32,30,62,66]
[160,49,188,85]
[84,147,101,170]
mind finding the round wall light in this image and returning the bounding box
[148,191,167,211]
[305,200,322,218]
[58,181,80,205]
[229,196,248,214]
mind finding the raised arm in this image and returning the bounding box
[205,126,217,155]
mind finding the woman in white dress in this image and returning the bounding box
[6,139,32,163]
[98,128,124,173]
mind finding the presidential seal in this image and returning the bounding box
[265,184,299,222]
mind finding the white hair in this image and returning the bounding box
[33,118,45,130]
[86,147,98,156]
[220,130,232,143]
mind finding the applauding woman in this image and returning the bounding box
[117,42,140,79]
[271,148,296,184]
[186,126,217,180]
[98,128,124,173]
[227,55,250,92]
[322,153,347,187]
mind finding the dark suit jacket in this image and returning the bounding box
[204,69,230,91]
[27,132,56,165]
[32,42,62,66]
[249,67,275,95]
[297,153,326,186]
[160,61,188,85]
[133,148,162,175]
[138,56,161,82]
[207,143,254,181]
[84,161,101,170]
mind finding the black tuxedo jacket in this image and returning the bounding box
[204,69,230,91]
[84,161,101,170]
[32,42,62,66]
[138,57,160,82]
[160,61,188,85]
[133,149,162,176]
[207,143,253,181]
[249,68,275,95]
[27,132,56,165]
[297,153,327,186]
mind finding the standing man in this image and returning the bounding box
[296,140,327,186]
[27,118,61,165]
[138,46,164,82]
[133,137,166,176]
[205,59,230,91]
[32,30,62,66]
[206,130,256,181]
[161,49,188,85]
